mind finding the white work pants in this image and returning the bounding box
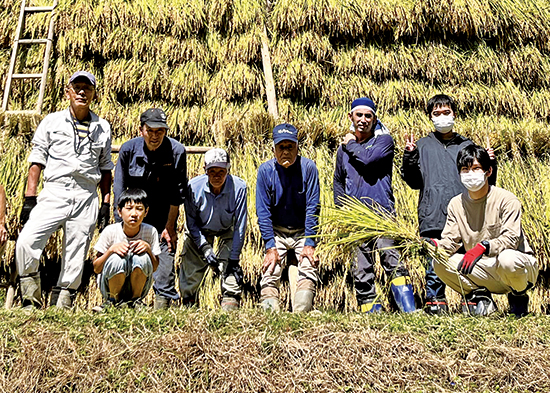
[16,184,98,290]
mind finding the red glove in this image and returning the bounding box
[422,237,438,248]
[457,243,487,274]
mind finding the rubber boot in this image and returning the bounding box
[359,301,383,313]
[20,273,42,309]
[221,296,240,311]
[508,291,529,318]
[260,287,280,312]
[56,289,74,309]
[390,276,416,313]
[293,279,315,313]
[154,295,170,310]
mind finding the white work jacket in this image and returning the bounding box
[28,108,114,193]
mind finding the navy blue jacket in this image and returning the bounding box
[400,132,497,235]
[333,134,395,215]
[114,136,187,233]
[256,156,320,250]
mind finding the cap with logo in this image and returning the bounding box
[69,70,96,87]
[272,123,298,145]
[204,148,230,170]
[140,108,169,129]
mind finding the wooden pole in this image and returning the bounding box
[111,145,212,154]
[261,25,278,119]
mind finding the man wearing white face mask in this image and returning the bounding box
[429,144,538,318]
[401,94,497,315]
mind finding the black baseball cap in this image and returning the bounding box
[140,108,169,129]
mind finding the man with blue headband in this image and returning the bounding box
[334,97,417,313]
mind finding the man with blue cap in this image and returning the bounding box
[334,97,417,313]
[16,70,113,309]
[256,123,320,312]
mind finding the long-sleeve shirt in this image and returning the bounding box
[401,132,497,235]
[185,174,247,260]
[28,108,113,193]
[114,136,187,233]
[439,186,532,256]
[333,134,395,215]
[256,156,320,250]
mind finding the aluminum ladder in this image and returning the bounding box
[1,0,58,115]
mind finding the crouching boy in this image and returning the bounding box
[92,189,160,311]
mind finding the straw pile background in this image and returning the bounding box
[1,0,550,314]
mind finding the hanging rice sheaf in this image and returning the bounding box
[2,0,550,311]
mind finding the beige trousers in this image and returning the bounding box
[260,226,318,294]
[433,249,538,295]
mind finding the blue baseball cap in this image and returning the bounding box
[272,123,298,145]
[69,70,96,87]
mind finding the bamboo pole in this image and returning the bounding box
[111,145,212,154]
[261,25,278,119]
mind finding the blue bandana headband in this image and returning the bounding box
[350,104,376,115]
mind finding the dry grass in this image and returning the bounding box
[0,309,550,392]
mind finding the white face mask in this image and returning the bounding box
[461,171,487,192]
[432,115,455,133]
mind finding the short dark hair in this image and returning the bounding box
[117,188,149,210]
[456,144,491,172]
[426,94,457,116]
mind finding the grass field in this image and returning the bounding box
[1,307,549,392]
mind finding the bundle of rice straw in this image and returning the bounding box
[317,196,448,264]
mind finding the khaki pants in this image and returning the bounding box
[179,230,241,300]
[260,226,318,294]
[434,249,538,295]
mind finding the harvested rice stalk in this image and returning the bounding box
[317,196,448,264]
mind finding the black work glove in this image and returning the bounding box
[97,202,111,232]
[419,237,438,255]
[200,243,219,274]
[225,259,243,286]
[20,196,37,226]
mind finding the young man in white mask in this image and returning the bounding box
[401,94,496,315]
[428,144,537,317]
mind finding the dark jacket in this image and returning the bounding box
[334,134,395,215]
[114,137,187,233]
[400,132,496,234]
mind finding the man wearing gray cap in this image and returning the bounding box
[256,123,320,312]
[16,70,113,308]
[180,148,247,310]
[114,108,187,309]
